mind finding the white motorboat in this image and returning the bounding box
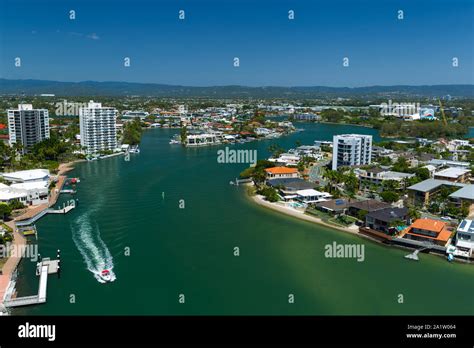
[100,269,112,282]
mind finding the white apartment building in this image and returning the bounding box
[79,101,118,155]
[332,134,372,170]
[7,104,50,153]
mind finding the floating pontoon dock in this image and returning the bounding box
[3,258,60,308]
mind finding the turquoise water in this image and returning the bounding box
[467,127,474,138]
[13,123,474,315]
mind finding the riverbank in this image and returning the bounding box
[248,191,473,264]
[58,160,85,175]
[250,194,359,235]
[0,220,26,310]
[317,121,375,128]
[0,163,75,310]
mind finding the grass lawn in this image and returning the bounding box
[306,208,358,227]
[328,215,358,227]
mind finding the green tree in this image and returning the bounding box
[392,157,410,173]
[378,156,392,166]
[382,180,400,191]
[380,191,399,203]
[408,207,421,220]
[122,118,143,145]
[180,124,188,144]
[344,171,359,197]
[258,187,279,202]
[415,167,430,181]
[357,209,368,221]
[0,203,12,220]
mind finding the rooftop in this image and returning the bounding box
[428,159,470,168]
[315,198,356,211]
[0,186,27,200]
[410,218,446,233]
[296,189,329,197]
[348,199,391,212]
[457,219,474,234]
[449,185,474,200]
[267,178,314,191]
[1,169,50,182]
[434,167,470,179]
[403,218,452,242]
[265,167,298,175]
[407,178,466,193]
[10,181,49,190]
[366,207,408,222]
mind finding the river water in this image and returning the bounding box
[14,123,474,315]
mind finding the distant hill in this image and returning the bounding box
[0,79,473,98]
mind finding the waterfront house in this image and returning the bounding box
[347,199,391,218]
[295,189,332,204]
[365,207,409,234]
[401,218,452,247]
[293,145,322,158]
[1,169,50,184]
[269,153,301,166]
[267,178,315,201]
[265,167,299,179]
[454,219,474,257]
[185,133,220,146]
[0,183,28,205]
[314,198,356,216]
[0,180,49,206]
[254,128,272,136]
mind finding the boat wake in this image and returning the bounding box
[71,212,116,284]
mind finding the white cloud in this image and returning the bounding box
[86,33,100,40]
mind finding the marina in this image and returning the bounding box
[3,255,61,309]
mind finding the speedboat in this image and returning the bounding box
[100,269,112,282]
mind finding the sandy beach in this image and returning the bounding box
[250,194,360,236]
[58,159,85,175]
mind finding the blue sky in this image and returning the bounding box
[0,0,473,86]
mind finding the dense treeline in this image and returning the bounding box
[122,119,143,145]
[380,120,467,138]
